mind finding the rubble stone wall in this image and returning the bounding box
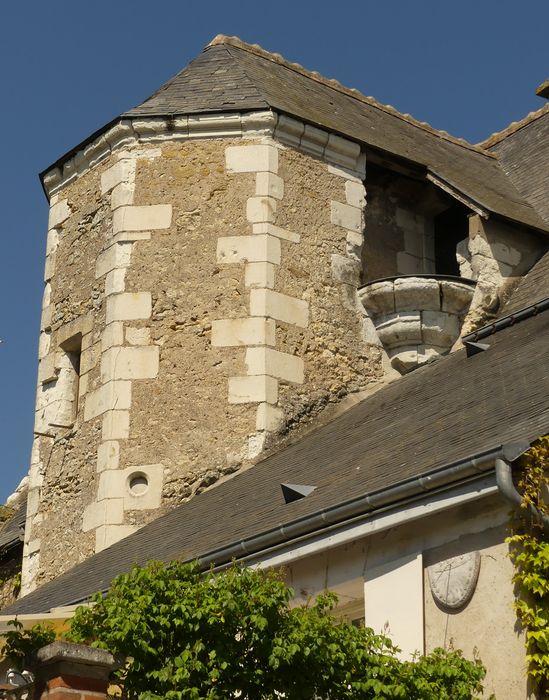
[21,132,382,592]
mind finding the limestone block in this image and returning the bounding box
[97,440,120,472]
[217,235,281,265]
[376,311,422,347]
[124,464,164,510]
[417,344,446,364]
[111,181,136,210]
[228,375,278,404]
[327,163,362,183]
[255,172,284,199]
[46,228,59,256]
[274,114,304,148]
[441,281,475,315]
[456,239,474,279]
[252,222,300,243]
[388,347,419,374]
[40,305,52,331]
[38,332,51,359]
[346,233,363,262]
[245,262,276,289]
[246,196,277,224]
[105,268,127,296]
[256,402,284,432]
[84,381,132,421]
[468,232,492,258]
[211,318,276,347]
[125,326,151,346]
[111,231,152,244]
[250,289,309,328]
[101,321,124,352]
[301,124,329,156]
[359,281,395,316]
[96,242,133,278]
[82,331,95,350]
[82,498,125,532]
[57,314,93,346]
[26,487,40,517]
[106,292,152,323]
[331,201,363,233]
[97,464,163,510]
[96,524,137,552]
[78,373,88,399]
[331,254,361,286]
[421,310,461,347]
[48,199,71,229]
[101,346,159,382]
[245,347,304,384]
[361,314,382,347]
[100,159,136,195]
[225,144,279,173]
[490,241,522,267]
[44,254,56,282]
[396,208,425,236]
[38,354,58,384]
[25,538,41,556]
[394,277,440,312]
[345,180,366,208]
[80,343,100,375]
[42,283,51,310]
[113,204,172,234]
[325,133,362,171]
[396,251,422,275]
[102,410,130,440]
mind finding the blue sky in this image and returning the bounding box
[0,0,547,503]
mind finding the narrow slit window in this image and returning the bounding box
[51,334,82,427]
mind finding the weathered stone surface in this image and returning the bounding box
[421,310,461,347]
[376,311,422,347]
[25,138,384,590]
[359,281,395,315]
[441,280,475,315]
[331,254,361,286]
[394,277,440,311]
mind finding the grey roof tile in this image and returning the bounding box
[5,306,549,615]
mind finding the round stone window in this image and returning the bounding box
[128,472,149,496]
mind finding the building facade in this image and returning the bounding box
[3,36,549,699]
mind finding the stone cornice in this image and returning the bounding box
[42,111,365,198]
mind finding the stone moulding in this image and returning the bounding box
[42,110,365,198]
[359,275,476,373]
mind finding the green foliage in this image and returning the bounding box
[0,505,14,524]
[507,435,549,691]
[2,619,56,670]
[67,560,488,699]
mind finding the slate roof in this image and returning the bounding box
[486,107,549,226]
[502,250,549,315]
[6,298,549,614]
[0,499,26,554]
[45,37,549,235]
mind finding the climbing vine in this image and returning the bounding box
[507,436,549,691]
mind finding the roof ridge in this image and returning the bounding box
[207,35,496,158]
[478,103,549,148]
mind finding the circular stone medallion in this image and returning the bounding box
[428,551,481,609]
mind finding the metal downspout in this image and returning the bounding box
[495,457,549,537]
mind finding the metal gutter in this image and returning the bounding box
[462,296,549,343]
[196,444,514,569]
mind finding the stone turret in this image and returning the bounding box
[21,109,381,593]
